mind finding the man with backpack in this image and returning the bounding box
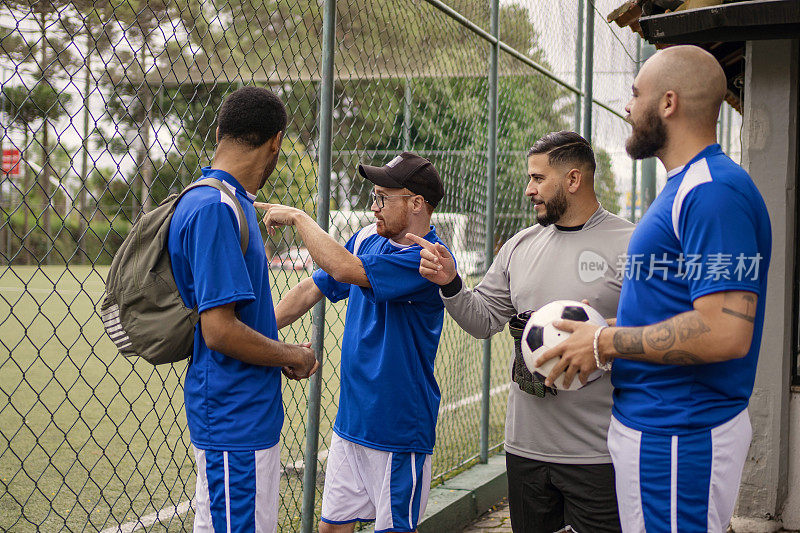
[167,87,318,532]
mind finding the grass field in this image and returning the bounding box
[0,265,511,531]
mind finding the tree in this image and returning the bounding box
[2,84,73,262]
[75,0,617,259]
[1,1,82,262]
[71,0,116,262]
[336,5,573,248]
[94,0,183,217]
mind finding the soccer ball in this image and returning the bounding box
[521,300,607,391]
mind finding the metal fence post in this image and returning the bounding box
[640,42,657,212]
[78,37,92,264]
[574,0,585,132]
[581,0,594,143]
[724,104,733,154]
[641,158,656,213]
[630,161,638,223]
[480,0,500,465]
[301,0,336,529]
[1,71,7,262]
[404,78,412,151]
[630,36,642,223]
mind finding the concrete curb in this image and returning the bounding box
[420,453,508,532]
[729,517,784,532]
[362,453,508,533]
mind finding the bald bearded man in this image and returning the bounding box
[535,45,772,532]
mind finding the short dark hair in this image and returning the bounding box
[217,87,287,148]
[527,131,596,173]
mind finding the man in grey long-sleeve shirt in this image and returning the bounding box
[409,131,633,533]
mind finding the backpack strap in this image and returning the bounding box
[178,178,249,255]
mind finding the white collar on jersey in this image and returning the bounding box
[666,164,686,178]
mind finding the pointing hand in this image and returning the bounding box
[405,233,457,286]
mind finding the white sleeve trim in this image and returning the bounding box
[672,158,712,241]
[218,183,243,235]
[353,223,378,256]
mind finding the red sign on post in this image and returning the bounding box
[3,149,21,176]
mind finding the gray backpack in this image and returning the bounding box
[100,178,249,365]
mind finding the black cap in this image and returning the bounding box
[358,152,445,208]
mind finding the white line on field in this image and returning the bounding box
[100,499,192,533]
[283,448,329,475]
[439,383,511,414]
[99,450,330,533]
[100,382,510,532]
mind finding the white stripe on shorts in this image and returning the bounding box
[224,451,231,533]
[193,447,213,531]
[192,445,280,533]
[607,417,646,532]
[707,410,751,531]
[670,436,678,532]
[408,452,417,527]
[608,410,751,533]
[255,447,280,533]
[321,434,431,531]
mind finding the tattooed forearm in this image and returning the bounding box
[613,328,644,354]
[644,322,676,350]
[675,314,711,341]
[662,350,705,365]
[610,293,755,364]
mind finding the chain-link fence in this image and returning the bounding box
[0,0,738,530]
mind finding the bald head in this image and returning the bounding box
[637,45,727,128]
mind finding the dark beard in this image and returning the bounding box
[536,185,568,227]
[625,105,667,160]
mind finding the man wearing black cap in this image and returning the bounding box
[257,152,448,533]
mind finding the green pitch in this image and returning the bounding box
[0,265,510,531]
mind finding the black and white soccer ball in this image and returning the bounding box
[521,300,607,391]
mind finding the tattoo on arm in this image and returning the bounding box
[721,293,757,323]
[662,350,705,365]
[722,308,755,323]
[675,314,711,341]
[644,322,676,350]
[613,328,644,354]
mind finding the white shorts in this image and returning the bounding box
[192,444,280,533]
[321,433,432,532]
[607,409,751,533]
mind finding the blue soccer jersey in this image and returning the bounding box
[313,224,446,454]
[613,144,771,434]
[168,168,283,451]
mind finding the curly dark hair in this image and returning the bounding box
[217,87,287,148]
[527,131,596,173]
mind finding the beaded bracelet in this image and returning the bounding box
[593,325,612,371]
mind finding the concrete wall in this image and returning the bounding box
[737,38,799,527]
[785,391,800,530]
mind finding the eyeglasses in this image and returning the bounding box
[369,191,416,209]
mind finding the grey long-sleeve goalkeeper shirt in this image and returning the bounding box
[442,206,634,464]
